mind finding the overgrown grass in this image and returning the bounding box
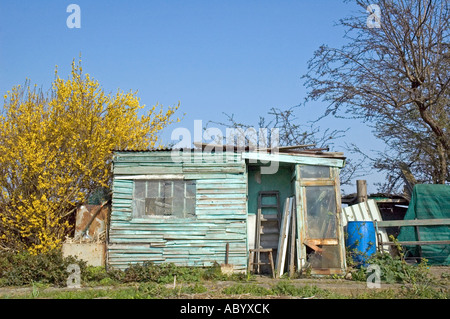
[2,278,448,299]
[222,281,344,299]
[2,282,211,299]
[344,238,450,299]
[0,250,247,288]
[0,250,87,287]
[16,280,448,299]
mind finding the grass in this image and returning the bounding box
[0,251,448,299]
[1,282,212,299]
[221,281,345,299]
[2,278,448,299]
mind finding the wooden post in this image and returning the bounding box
[356,180,367,203]
[288,202,297,278]
[414,218,422,261]
[225,243,229,265]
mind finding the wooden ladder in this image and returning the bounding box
[252,191,281,276]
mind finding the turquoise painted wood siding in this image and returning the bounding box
[108,151,248,271]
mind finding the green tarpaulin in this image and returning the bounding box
[397,184,450,265]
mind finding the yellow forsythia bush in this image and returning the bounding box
[0,59,180,254]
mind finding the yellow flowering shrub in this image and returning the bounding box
[0,59,180,254]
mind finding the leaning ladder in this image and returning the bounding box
[253,191,280,274]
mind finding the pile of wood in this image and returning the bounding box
[275,197,297,278]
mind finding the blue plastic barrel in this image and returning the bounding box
[346,221,376,267]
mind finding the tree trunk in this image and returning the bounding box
[417,102,449,153]
[416,102,448,184]
[436,141,447,184]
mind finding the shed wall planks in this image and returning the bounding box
[108,152,248,271]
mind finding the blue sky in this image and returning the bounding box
[0,0,386,193]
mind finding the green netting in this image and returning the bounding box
[397,184,450,265]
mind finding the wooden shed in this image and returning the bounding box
[107,147,347,275]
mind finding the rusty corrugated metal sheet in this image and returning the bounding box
[75,204,109,240]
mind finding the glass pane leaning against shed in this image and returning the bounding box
[305,186,337,239]
[307,245,342,269]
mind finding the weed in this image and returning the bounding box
[272,281,301,296]
[351,252,434,286]
[31,282,40,299]
[175,283,208,295]
[222,283,274,296]
[1,249,447,299]
[84,266,110,282]
[0,250,86,287]
[134,282,207,299]
[344,235,450,299]
[272,281,344,299]
[136,282,170,298]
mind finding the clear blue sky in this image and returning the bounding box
[0,0,386,194]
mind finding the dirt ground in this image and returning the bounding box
[183,266,450,299]
[428,266,450,279]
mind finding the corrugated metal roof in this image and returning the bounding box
[113,146,345,160]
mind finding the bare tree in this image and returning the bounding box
[303,0,449,191]
[209,105,347,148]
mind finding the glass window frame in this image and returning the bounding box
[298,166,339,243]
[132,179,196,219]
[296,164,346,273]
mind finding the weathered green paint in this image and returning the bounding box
[109,151,248,271]
[247,165,294,216]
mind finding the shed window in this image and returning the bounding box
[299,165,330,179]
[133,180,196,218]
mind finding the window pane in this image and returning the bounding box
[305,186,337,239]
[173,181,184,194]
[307,245,341,269]
[133,180,196,218]
[185,182,196,218]
[300,166,330,179]
[158,181,171,215]
[172,181,185,217]
[162,181,173,198]
[146,181,159,198]
[134,197,145,217]
[145,198,157,215]
[186,182,196,197]
[134,181,146,198]
[133,181,146,217]
[185,197,196,218]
